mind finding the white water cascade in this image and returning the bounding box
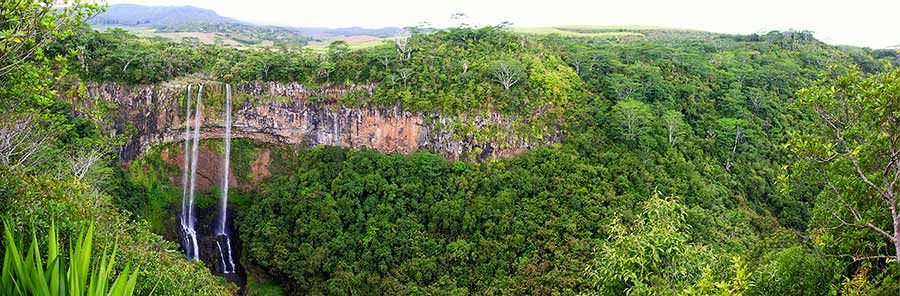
[216,83,237,274]
[180,85,202,261]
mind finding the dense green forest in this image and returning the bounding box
[3,0,900,295]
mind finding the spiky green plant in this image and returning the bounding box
[1,219,139,296]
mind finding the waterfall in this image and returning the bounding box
[180,85,196,261]
[216,83,237,274]
[182,84,203,261]
[179,83,238,272]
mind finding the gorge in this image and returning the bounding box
[92,78,566,286]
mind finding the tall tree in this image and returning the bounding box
[662,110,686,147]
[586,195,709,294]
[0,0,101,81]
[791,68,900,261]
[611,99,653,143]
[717,117,749,171]
[490,59,523,90]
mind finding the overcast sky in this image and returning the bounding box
[107,0,900,48]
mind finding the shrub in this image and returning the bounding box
[747,247,838,296]
[1,219,138,296]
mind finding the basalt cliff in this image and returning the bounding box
[71,80,562,161]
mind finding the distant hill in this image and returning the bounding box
[89,4,402,48]
[90,4,238,27]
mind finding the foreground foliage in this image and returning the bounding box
[788,67,900,295]
[0,1,237,294]
[0,166,238,296]
[1,220,138,296]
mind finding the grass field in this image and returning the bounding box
[514,25,707,39]
[515,27,644,38]
[557,25,695,32]
[305,35,395,51]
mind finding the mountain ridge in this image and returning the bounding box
[90,4,240,27]
[91,4,403,38]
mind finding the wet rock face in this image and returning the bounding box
[79,81,561,161]
[160,145,241,191]
[161,199,246,286]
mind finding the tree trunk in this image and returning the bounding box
[892,197,900,261]
[667,126,674,146]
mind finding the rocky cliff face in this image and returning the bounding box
[77,80,561,161]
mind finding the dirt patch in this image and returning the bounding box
[250,148,271,187]
[307,35,383,47]
[160,149,171,163]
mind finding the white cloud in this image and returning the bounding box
[106,0,900,48]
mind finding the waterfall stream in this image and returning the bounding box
[180,85,193,260]
[179,83,238,274]
[216,83,237,274]
[181,85,202,261]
